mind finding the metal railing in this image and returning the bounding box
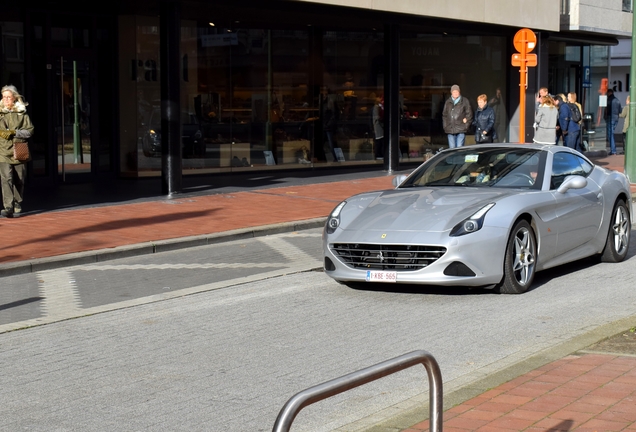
[272,350,443,432]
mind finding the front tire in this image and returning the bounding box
[601,199,630,263]
[498,220,536,294]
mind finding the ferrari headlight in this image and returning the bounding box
[325,201,347,234]
[450,203,495,237]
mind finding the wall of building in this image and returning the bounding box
[567,0,633,36]
[288,0,560,31]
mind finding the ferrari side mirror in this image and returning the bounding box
[557,175,587,194]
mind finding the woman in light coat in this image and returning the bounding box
[619,95,629,144]
[533,95,558,145]
[0,85,34,218]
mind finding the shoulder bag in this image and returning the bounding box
[13,140,30,161]
[1,116,30,161]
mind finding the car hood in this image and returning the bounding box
[339,187,513,233]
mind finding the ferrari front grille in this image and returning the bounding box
[331,243,447,271]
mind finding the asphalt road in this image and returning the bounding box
[1,228,636,431]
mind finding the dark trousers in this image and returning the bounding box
[0,162,26,211]
[564,130,581,152]
[374,137,384,159]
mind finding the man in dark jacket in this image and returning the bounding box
[442,84,473,148]
[605,89,622,155]
[555,94,581,151]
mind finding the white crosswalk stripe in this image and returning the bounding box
[37,269,82,318]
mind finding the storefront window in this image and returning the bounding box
[119,16,161,175]
[400,33,508,155]
[582,45,610,150]
[320,30,384,163]
[122,17,510,175]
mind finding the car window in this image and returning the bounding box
[402,147,545,189]
[550,152,590,189]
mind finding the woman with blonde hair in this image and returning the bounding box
[533,95,558,145]
[0,85,34,218]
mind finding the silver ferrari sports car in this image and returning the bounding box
[323,144,632,294]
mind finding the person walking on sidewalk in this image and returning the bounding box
[442,84,473,148]
[0,85,34,218]
[605,88,622,155]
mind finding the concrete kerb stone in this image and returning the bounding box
[0,217,326,279]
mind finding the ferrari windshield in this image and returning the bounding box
[401,147,546,189]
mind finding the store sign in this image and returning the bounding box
[411,46,440,57]
[201,34,238,47]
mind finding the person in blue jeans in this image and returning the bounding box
[605,89,622,155]
[442,84,473,148]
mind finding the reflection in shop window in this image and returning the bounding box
[400,33,508,149]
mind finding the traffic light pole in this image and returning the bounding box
[519,62,527,143]
[512,29,537,144]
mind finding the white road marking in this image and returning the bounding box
[258,235,317,264]
[37,269,82,319]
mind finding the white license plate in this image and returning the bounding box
[366,270,397,282]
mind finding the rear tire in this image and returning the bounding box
[600,199,630,263]
[498,220,536,294]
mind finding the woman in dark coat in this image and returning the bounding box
[472,94,496,143]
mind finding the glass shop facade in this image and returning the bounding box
[1,1,617,187]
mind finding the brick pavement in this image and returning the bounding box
[403,354,636,431]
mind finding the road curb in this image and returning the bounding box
[0,217,326,278]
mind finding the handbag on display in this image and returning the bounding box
[13,140,30,161]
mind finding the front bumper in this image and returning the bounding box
[323,226,508,287]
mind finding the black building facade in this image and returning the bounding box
[2,1,618,191]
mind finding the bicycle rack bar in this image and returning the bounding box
[272,350,443,432]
